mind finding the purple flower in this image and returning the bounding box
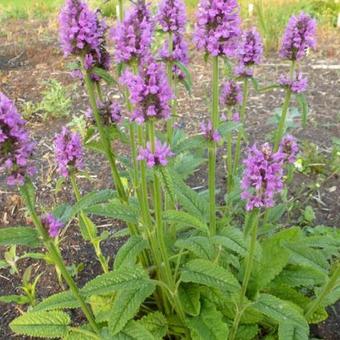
[157,0,187,33]
[54,127,84,177]
[241,143,285,211]
[237,28,263,66]
[121,58,172,124]
[280,12,317,61]
[279,72,308,93]
[279,135,299,164]
[201,120,221,142]
[59,0,107,56]
[137,140,174,167]
[234,63,254,78]
[159,33,189,79]
[110,2,153,64]
[220,80,243,107]
[41,213,64,238]
[0,93,35,186]
[194,0,241,57]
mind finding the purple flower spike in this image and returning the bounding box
[0,93,35,186]
[59,0,107,56]
[137,140,174,168]
[121,58,172,124]
[159,33,189,79]
[54,127,84,177]
[220,80,243,107]
[157,0,187,33]
[279,135,299,164]
[41,213,64,238]
[280,12,317,61]
[279,72,308,93]
[241,143,285,211]
[238,28,263,66]
[200,120,221,142]
[194,0,241,57]
[110,2,153,64]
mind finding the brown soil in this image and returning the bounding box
[0,18,339,339]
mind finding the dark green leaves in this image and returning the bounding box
[0,227,41,247]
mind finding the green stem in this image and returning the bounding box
[70,174,108,273]
[233,78,249,176]
[20,183,99,334]
[305,264,340,320]
[166,31,174,144]
[208,56,219,235]
[226,108,233,191]
[84,71,127,202]
[273,61,295,151]
[229,209,259,340]
[118,0,124,21]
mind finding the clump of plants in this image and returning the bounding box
[1,0,339,339]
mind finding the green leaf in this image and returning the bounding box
[114,236,148,270]
[158,167,175,205]
[236,324,259,340]
[181,259,240,293]
[0,259,9,269]
[164,211,209,234]
[33,291,80,312]
[175,237,214,260]
[62,189,117,223]
[252,294,308,330]
[0,295,30,304]
[81,266,149,297]
[174,61,192,93]
[178,283,201,316]
[108,283,155,335]
[0,227,41,247]
[296,93,309,128]
[114,320,155,340]
[91,67,118,86]
[187,300,229,340]
[212,227,247,256]
[84,199,139,224]
[278,322,309,340]
[218,121,241,136]
[10,311,71,338]
[137,312,167,339]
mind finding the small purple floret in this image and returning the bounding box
[220,80,243,107]
[279,72,308,93]
[238,27,263,66]
[110,2,153,64]
[157,0,186,33]
[194,0,241,57]
[41,213,64,238]
[200,120,221,142]
[280,12,317,61]
[0,93,35,186]
[121,58,172,124]
[241,143,285,211]
[137,140,174,168]
[54,127,84,177]
[279,135,299,164]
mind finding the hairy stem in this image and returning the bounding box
[229,209,259,340]
[20,182,99,334]
[166,31,174,144]
[226,108,233,191]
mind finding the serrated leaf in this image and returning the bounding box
[108,283,155,335]
[81,266,149,297]
[62,190,117,223]
[236,324,259,340]
[137,312,167,339]
[84,199,139,224]
[175,237,214,260]
[114,236,148,270]
[0,295,30,304]
[158,167,175,205]
[0,227,41,247]
[10,311,70,338]
[252,294,308,330]
[181,259,240,293]
[114,320,155,340]
[33,291,80,312]
[178,283,201,316]
[278,322,309,340]
[164,211,209,234]
[212,227,247,256]
[187,300,228,340]
[92,67,118,85]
